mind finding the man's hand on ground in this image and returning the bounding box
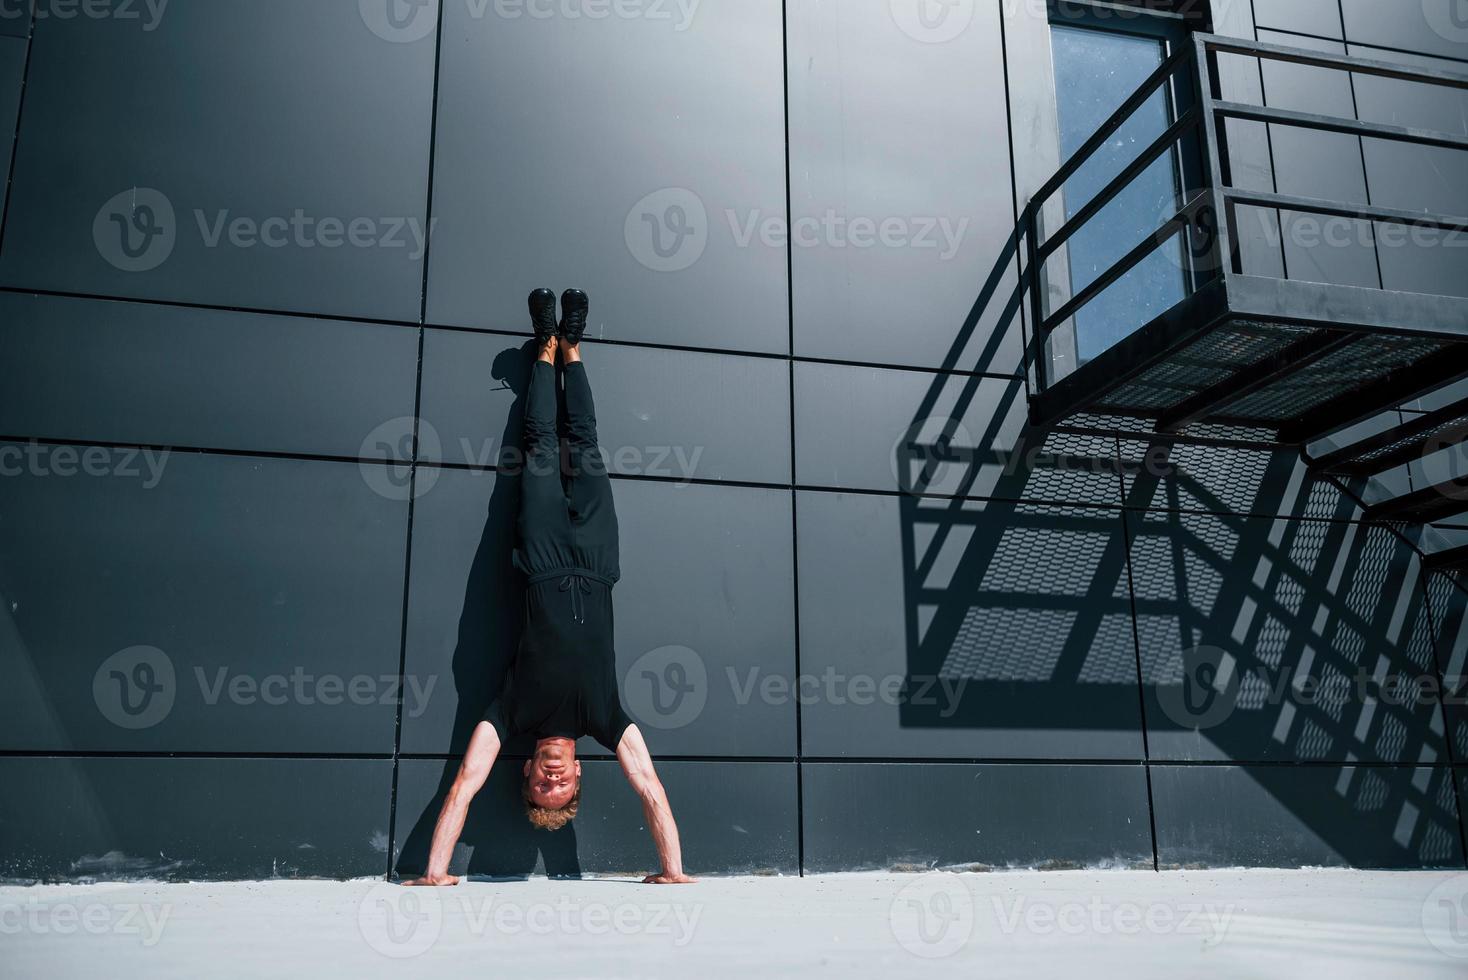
[642,872,697,884]
[401,874,460,886]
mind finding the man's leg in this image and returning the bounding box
[561,349,619,558]
[404,720,502,885]
[516,339,571,554]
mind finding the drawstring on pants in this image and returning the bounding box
[526,567,614,626]
[558,573,594,624]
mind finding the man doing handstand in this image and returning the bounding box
[406,288,694,886]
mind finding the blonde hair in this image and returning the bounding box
[523,779,581,831]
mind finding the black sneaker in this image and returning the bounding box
[528,288,558,345]
[559,289,589,345]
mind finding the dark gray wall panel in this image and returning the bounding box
[797,492,1144,759]
[402,473,796,758]
[0,35,22,216]
[1426,572,1468,761]
[1347,44,1468,299]
[393,759,797,877]
[1371,218,1468,299]
[787,0,1022,373]
[396,466,519,755]
[1212,3,1286,280]
[0,3,28,38]
[802,763,1153,872]
[1460,768,1468,850]
[1152,764,1465,869]
[1130,512,1449,763]
[1341,0,1468,62]
[1350,44,1468,132]
[1257,31,1380,290]
[0,757,392,881]
[425,1,787,354]
[1253,0,1343,38]
[0,450,408,753]
[419,329,791,484]
[0,293,419,457]
[0,2,436,320]
[795,362,1121,503]
[613,481,796,756]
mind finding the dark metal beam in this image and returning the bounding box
[1200,33,1468,89]
[1362,482,1468,525]
[1155,330,1354,433]
[1424,543,1468,575]
[1225,188,1468,234]
[1278,357,1468,445]
[1226,275,1468,343]
[1213,101,1468,152]
[1311,396,1468,476]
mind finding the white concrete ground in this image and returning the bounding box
[4,870,1468,979]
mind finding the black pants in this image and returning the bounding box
[514,359,620,625]
[490,358,625,738]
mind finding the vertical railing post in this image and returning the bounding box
[1192,33,1238,280]
[1025,200,1049,394]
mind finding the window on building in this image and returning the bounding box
[1048,2,1194,365]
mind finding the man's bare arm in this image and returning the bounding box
[616,725,695,884]
[403,720,502,886]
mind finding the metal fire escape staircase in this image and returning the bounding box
[1023,34,1468,572]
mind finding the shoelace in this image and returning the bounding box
[558,573,594,624]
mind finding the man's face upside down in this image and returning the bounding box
[523,738,582,830]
